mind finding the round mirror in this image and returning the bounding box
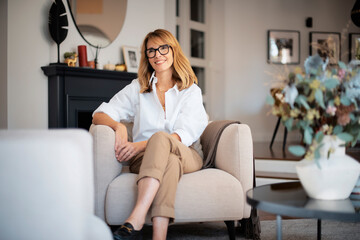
[67,0,127,48]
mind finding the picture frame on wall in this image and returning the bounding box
[123,46,140,73]
[267,30,300,64]
[349,33,360,61]
[309,32,341,64]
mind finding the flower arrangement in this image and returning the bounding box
[267,54,360,162]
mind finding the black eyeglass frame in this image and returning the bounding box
[145,44,172,59]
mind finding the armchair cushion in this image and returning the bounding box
[105,169,244,225]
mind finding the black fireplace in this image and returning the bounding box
[42,65,136,130]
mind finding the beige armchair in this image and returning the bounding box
[89,121,254,239]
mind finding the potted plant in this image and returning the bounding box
[267,54,360,200]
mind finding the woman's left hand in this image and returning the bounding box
[117,141,146,162]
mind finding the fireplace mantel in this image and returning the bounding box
[42,65,136,129]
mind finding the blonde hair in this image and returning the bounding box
[138,29,197,93]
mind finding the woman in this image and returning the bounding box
[92,29,208,240]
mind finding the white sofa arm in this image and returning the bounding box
[89,124,122,221]
[215,123,254,218]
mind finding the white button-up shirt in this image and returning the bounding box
[93,73,208,146]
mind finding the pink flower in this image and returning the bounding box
[326,105,336,116]
[338,69,346,79]
[336,105,355,126]
[337,114,351,126]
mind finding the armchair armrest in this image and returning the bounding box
[89,124,122,221]
[215,123,254,218]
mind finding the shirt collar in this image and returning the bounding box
[149,71,179,95]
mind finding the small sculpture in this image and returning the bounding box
[49,0,68,65]
[64,52,78,67]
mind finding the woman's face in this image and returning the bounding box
[146,38,174,75]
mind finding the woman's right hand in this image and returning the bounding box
[114,123,128,161]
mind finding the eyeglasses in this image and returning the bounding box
[145,44,171,58]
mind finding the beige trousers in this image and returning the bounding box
[129,131,203,220]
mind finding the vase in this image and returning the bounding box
[296,135,360,200]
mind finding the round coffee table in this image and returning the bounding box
[246,181,360,240]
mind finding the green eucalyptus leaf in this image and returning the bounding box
[296,73,303,81]
[336,132,354,142]
[304,128,312,145]
[352,132,360,147]
[296,95,310,110]
[307,126,314,134]
[266,95,275,105]
[315,131,324,143]
[315,158,321,169]
[338,61,347,69]
[310,68,318,75]
[351,139,357,147]
[350,113,356,121]
[333,125,343,135]
[315,89,326,109]
[284,118,293,131]
[314,147,321,159]
[289,145,306,156]
[340,95,351,106]
[324,78,339,90]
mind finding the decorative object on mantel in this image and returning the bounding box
[78,45,88,67]
[87,61,95,69]
[48,0,68,65]
[267,53,360,200]
[64,52,77,67]
[351,0,360,27]
[103,63,116,71]
[123,46,140,73]
[115,64,126,71]
[94,45,100,69]
[66,0,127,49]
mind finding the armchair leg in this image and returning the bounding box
[224,221,236,240]
[239,209,261,240]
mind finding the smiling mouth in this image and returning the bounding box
[154,59,165,65]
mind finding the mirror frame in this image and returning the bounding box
[66,0,127,48]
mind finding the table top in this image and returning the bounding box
[254,142,302,161]
[253,142,360,161]
[247,181,360,222]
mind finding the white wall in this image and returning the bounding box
[0,0,7,129]
[4,0,166,129]
[2,0,359,143]
[222,0,358,141]
[7,0,52,129]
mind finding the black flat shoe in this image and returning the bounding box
[113,222,142,240]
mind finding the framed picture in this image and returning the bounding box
[309,32,341,64]
[267,30,300,64]
[123,46,140,73]
[349,33,360,61]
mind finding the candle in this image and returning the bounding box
[78,45,88,67]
